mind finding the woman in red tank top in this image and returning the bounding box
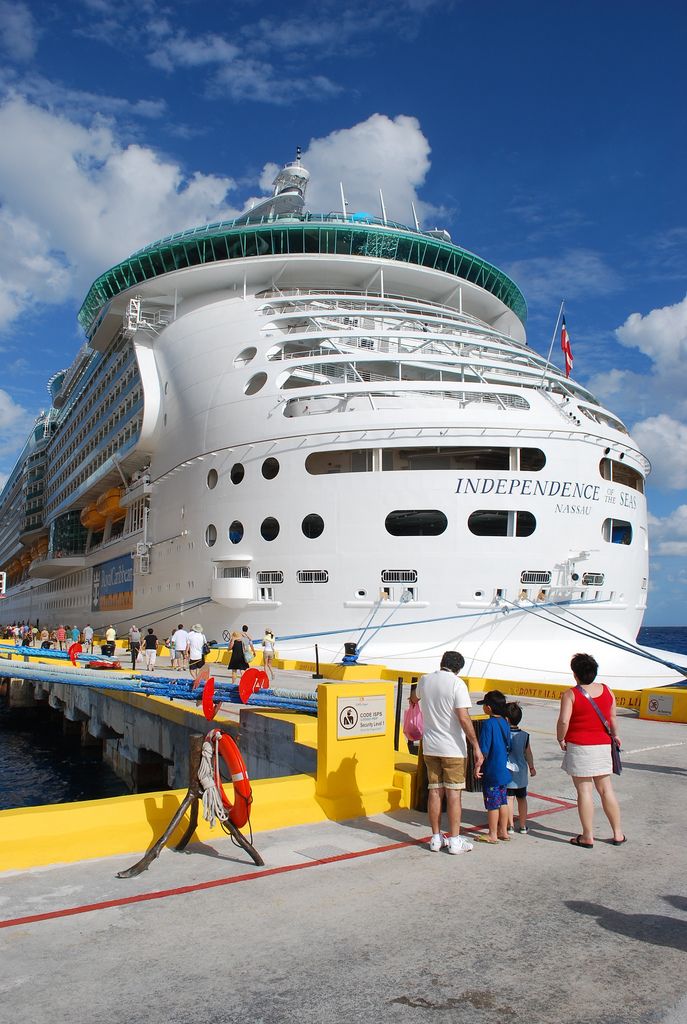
[557,653,625,849]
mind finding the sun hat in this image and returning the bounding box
[192,623,203,631]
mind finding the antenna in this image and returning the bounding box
[339,182,348,220]
[411,202,420,231]
[379,189,388,226]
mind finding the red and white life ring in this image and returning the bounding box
[208,729,252,828]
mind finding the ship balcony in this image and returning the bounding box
[211,560,254,607]
[28,553,87,579]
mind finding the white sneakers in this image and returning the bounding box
[448,835,473,855]
[428,833,473,854]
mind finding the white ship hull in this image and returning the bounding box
[1,161,683,689]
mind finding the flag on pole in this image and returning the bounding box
[561,316,573,378]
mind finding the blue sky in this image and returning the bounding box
[0,0,685,624]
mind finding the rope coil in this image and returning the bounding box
[198,733,228,828]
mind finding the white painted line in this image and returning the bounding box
[622,741,687,754]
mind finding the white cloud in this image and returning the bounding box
[587,295,687,449]
[0,2,38,63]
[616,293,687,373]
[264,114,437,225]
[144,19,341,103]
[649,503,687,556]
[505,249,622,305]
[0,95,241,331]
[0,387,33,460]
[632,415,687,490]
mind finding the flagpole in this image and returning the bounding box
[539,300,565,388]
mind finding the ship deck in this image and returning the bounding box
[2,699,685,1024]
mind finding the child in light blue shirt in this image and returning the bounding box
[505,702,536,833]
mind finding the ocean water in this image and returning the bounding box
[637,626,687,658]
[1,626,685,811]
[0,703,128,811]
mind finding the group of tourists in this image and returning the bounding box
[2,622,95,651]
[415,650,625,854]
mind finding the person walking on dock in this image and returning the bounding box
[187,624,207,679]
[82,623,93,653]
[104,624,116,657]
[417,651,483,855]
[171,623,188,671]
[228,630,249,683]
[144,628,158,671]
[128,624,141,670]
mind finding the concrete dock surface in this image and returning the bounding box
[1,696,686,1024]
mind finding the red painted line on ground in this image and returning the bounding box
[0,793,577,931]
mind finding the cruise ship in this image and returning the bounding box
[0,156,682,689]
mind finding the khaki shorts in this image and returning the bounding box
[424,755,467,791]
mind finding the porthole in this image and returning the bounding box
[356,589,367,598]
[602,518,632,544]
[262,458,280,480]
[230,463,245,484]
[205,524,217,547]
[302,513,324,539]
[206,469,218,489]
[234,347,257,368]
[385,510,447,537]
[245,372,267,396]
[229,520,244,544]
[260,517,280,541]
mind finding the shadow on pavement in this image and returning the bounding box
[566,900,687,953]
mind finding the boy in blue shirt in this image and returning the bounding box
[476,689,512,843]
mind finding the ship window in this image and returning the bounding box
[305,446,547,475]
[206,469,218,489]
[230,463,245,485]
[385,510,448,537]
[245,372,267,396]
[602,518,632,545]
[234,347,257,368]
[262,458,280,480]
[302,513,324,539]
[260,517,280,541]
[519,448,547,471]
[229,520,244,544]
[205,524,217,547]
[599,458,644,493]
[468,511,537,537]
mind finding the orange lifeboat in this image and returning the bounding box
[19,551,32,567]
[96,488,126,522]
[36,536,49,555]
[80,504,107,531]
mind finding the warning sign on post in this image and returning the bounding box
[337,695,386,739]
[647,694,674,717]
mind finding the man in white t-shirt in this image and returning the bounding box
[171,624,189,670]
[417,650,483,855]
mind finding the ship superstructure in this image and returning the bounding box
[0,156,678,687]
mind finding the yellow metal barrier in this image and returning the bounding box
[639,687,687,723]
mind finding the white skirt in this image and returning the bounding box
[562,742,612,777]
